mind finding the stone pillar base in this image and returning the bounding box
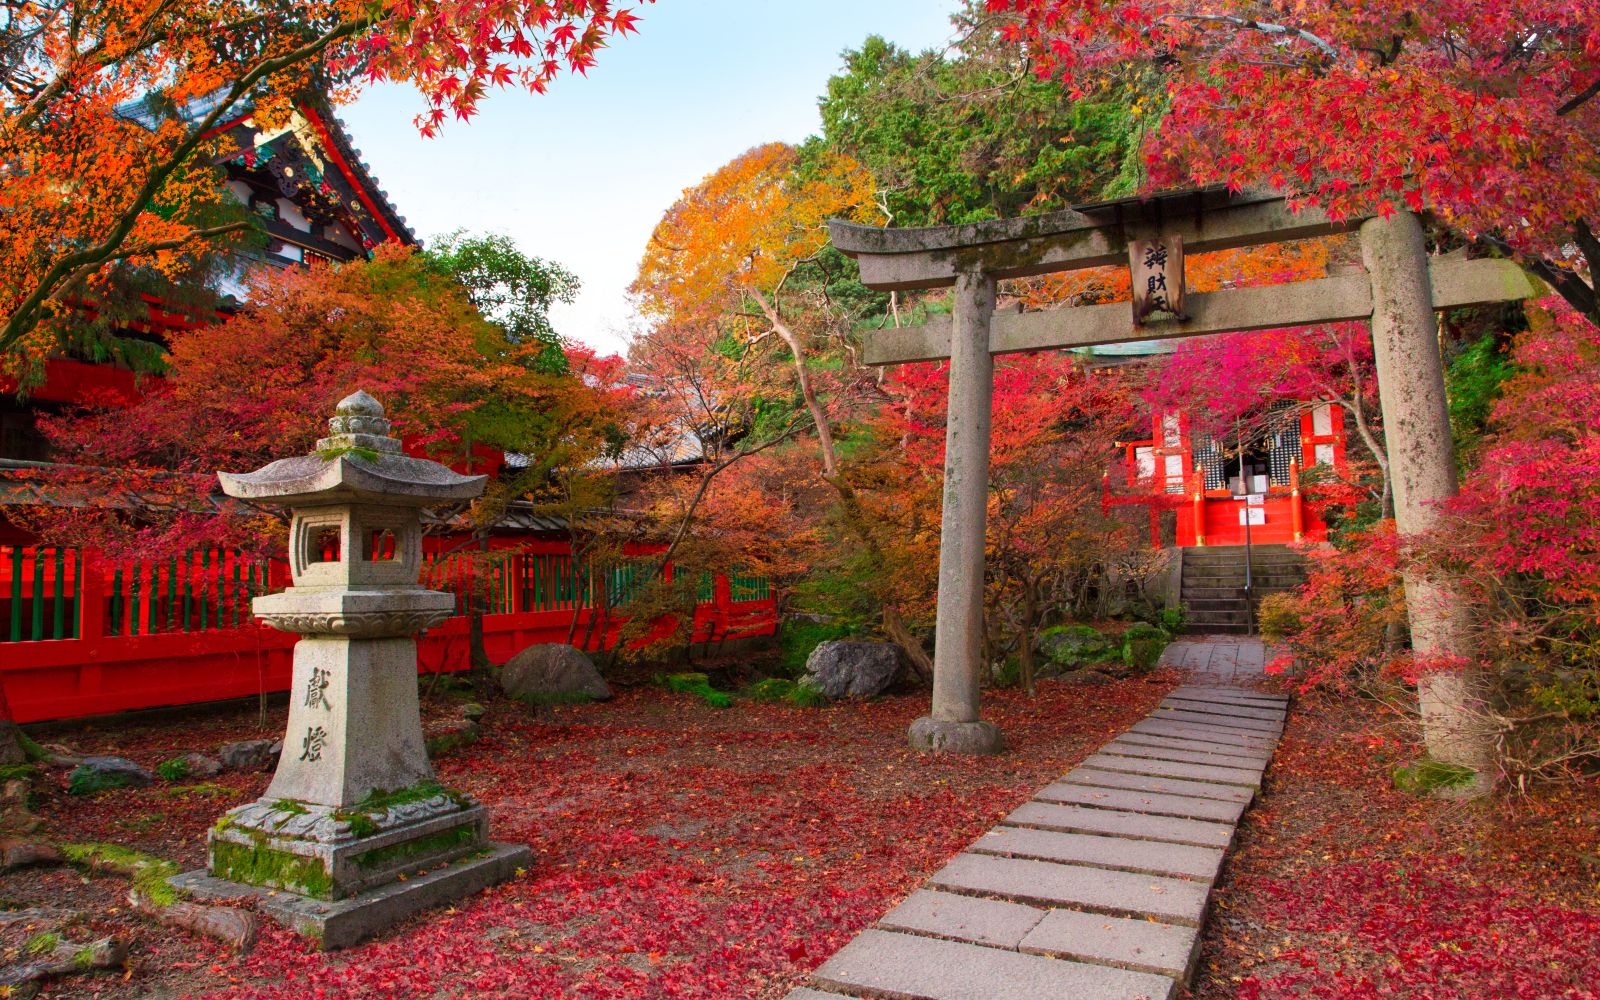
[173,841,529,950]
[909,717,1004,755]
[209,787,487,901]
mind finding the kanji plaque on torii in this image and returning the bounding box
[1130,235,1187,325]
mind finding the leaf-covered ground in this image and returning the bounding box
[1189,694,1600,1000]
[10,671,1172,998]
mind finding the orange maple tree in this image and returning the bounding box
[632,142,880,478]
[0,0,650,362]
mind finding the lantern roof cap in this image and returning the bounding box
[217,391,486,506]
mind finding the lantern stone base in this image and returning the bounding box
[179,784,529,947]
[171,841,529,950]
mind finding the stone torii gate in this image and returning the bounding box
[828,188,1537,758]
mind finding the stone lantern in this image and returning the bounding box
[173,391,529,948]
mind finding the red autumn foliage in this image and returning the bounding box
[24,677,1172,997]
[1192,695,1600,999]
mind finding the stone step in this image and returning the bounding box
[929,853,1212,926]
[1061,766,1255,805]
[1129,719,1276,749]
[1161,698,1286,722]
[971,824,1226,881]
[1101,740,1269,777]
[1079,753,1263,791]
[810,929,1179,1000]
[1021,908,1201,981]
[1151,708,1282,734]
[1035,779,1247,824]
[1114,732,1275,764]
[1181,622,1254,635]
[1170,685,1288,706]
[878,889,1045,949]
[1008,800,1236,849]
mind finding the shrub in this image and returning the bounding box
[661,672,733,709]
[1120,622,1171,670]
[156,758,191,782]
[747,677,828,708]
[777,618,854,678]
[1039,624,1113,668]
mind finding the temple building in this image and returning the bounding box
[0,97,416,464]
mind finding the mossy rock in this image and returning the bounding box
[1039,624,1113,668]
[1393,758,1481,797]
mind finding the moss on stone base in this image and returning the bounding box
[211,838,334,900]
[351,823,477,872]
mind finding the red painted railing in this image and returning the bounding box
[0,545,775,724]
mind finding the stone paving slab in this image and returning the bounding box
[1008,800,1235,849]
[1152,708,1283,733]
[1102,739,1271,772]
[1021,908,1201,979]
[878,888,1045,948]
[1062,766,1255,804]
[810,929,1178,1000]
[1081,753,1263,789]
[973,824,1226,881]
[1170,685,1288,706]
[929,853,1211,926]
[1131,718,1277,748]
[1037,780,1247,824]
[788,668,1284,999]
[1162,697,1287,721]
[1114,731,1275,763]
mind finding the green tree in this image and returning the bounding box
[424,230,580,372]
[810,9,1150,229]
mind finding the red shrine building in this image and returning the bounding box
[0,98,419,464]
[1086,345,1351,549]
[1111,404,1348,547]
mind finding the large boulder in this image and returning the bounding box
[67,756,153,795]
[803,641,901,699]
[500,644,611,703]
[218,739,278,773]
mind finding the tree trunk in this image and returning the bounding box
[1361,210,1492,778]
[750,287,838,477]
[881,606,932,682]
[1018,576,1038,698]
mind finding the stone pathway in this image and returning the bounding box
[1160,636,1270,684]
[784,676,1287,1000]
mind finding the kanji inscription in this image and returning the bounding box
[1130,236,1187,325]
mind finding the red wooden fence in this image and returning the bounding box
[0,545,775,724]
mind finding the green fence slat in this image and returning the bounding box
[166,556,176,631]
[7,548,20,642]
[212,548,223,629]
[51,548,65,639]
[30,547,44,640]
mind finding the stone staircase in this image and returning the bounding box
[1180,544,1306,635]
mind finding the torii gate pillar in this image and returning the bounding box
[909,268,1005,755]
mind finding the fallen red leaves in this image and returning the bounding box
[18,671,1171,997]
[1190,694,1600,1000]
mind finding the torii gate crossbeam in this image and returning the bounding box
[828,189,1537,762]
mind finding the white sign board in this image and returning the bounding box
[1238,508,1266,526]
[1245,494,1266,506]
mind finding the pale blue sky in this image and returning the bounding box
[340,1,961,356]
